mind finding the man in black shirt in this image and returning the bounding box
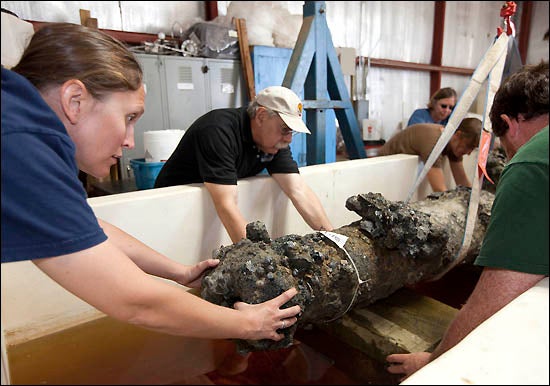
[155,86,333,243]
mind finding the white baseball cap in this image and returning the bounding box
[255,86,311,134]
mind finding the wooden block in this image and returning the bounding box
[235,18,256,101]
[86,18,98,29]
[79,9,98,29]
[317,287,458,362]
[79,9,91,25]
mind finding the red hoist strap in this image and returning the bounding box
[497,1,517,36]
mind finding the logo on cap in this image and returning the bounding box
[255,86,311,134]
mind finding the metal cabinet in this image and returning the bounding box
[120,54,246,179]
[120,54,167,177]
[163,56,209,133]
[208,58,248,111]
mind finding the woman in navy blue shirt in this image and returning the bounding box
[2,23,299,343]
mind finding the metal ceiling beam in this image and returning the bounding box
[517,1,533,63]
[430,1,446,97]
[204,1,218,21]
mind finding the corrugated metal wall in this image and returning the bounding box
[2,1,548,140]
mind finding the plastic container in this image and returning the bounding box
[362,118,381,141]
[130,158,164,190]
[363,139,386,158]
[143,130,185,163]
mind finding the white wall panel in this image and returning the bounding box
[367,68,431,140]
[326,1,434,62]
[1,1,122,29]
[0,1,204,35]
[526,0,549,65]
[118,1,204,35]
[443,1,503,68]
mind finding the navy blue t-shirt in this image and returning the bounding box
[1,68,107,263]
[154,107,299,187]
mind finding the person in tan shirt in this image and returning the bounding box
[378,117,482,192]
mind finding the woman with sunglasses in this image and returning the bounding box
[407,87,457,127]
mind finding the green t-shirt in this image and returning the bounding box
[475,126,549,275]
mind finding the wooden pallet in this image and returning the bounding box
[316,287,459,363]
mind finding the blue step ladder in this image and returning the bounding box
[282,1,366,165]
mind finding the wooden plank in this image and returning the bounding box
[366,58,474,75]
[235,18,256,101]
[430,1,445,95]
[317,288,458,363]
[79,9,91,25]
[79,9,98,29]
[295,326,401,384]
[27,21,158,45]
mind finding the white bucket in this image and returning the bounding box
[143,130,185,163]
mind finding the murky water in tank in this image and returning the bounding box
[6,315,396,385]
[6,316,233,384]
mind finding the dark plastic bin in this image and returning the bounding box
[129,158,164,190]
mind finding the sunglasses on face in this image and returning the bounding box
[281,127,300,136]
[440,103,455,110]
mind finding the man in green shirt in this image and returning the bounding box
[386,61,549,381]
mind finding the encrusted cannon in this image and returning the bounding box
[201,187,495,353]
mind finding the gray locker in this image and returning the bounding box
[163,56,209,132]
[121,54,246,180]
[207,58,246,111]
[121,54,167,179]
